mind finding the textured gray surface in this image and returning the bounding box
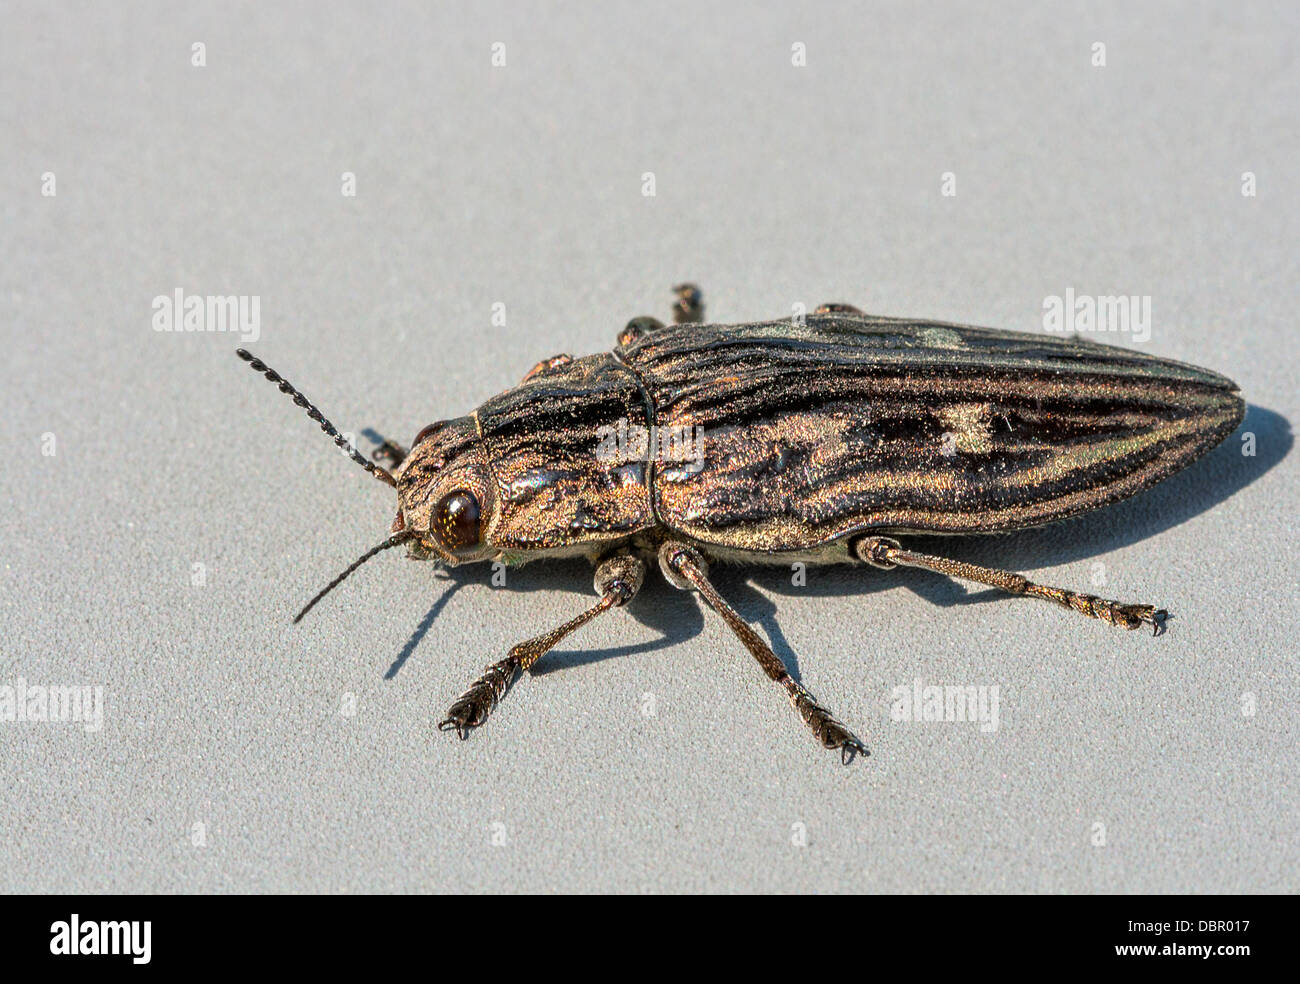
[2,1,1297,893]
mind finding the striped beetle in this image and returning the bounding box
[238,284,1243,763]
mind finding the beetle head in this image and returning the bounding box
[393,416,499,566]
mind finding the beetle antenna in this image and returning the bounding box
[293,531,414,624]
[236,349,397,488]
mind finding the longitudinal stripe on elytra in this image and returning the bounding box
[615,317,1241,550]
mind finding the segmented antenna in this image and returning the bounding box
[294,531,414,624]
[236,349,397,488]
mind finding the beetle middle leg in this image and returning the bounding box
[437,551,647,738]
[617,316,665,346]
[658,541,868,763]
[855,536,1168,634]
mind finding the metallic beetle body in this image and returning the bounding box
[396,314,1244,567]
[238,296,1244,760]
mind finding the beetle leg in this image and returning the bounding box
[437,551,646,738]
[370,438,408,468]
[618,315,664,346]
[672,283,704,324]
[658,542,868,763]
[521,353,573,383]
[618,284,704,343]
[814,303,865,315]
[855,536,1168,635]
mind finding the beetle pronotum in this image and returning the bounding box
[238,284,1244,762]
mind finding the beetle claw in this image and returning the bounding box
[436,717,468,739]
[839,741,867,765]
[1150,608,1169,636]
[437,712,476,740]
[835,735,869,765]
[1119,604,1168,635]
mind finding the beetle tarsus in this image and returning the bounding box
[438,657,518,738]
[437,552,648,737]
[1024,588,1170,634]
[783,677,870,762]
[659,541,869,765]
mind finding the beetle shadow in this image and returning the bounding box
[384,555,704,679]
[530,576,705,676]
[742,403,1290,613]
[385,571,466,679]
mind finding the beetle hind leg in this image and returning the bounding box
[659,541,868,763]
[856,536,1169,635]
[437,551,646,738]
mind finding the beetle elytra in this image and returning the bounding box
[237,284,1244,763]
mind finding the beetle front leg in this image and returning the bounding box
[855,536,1168,634]
[437,551,646,738]
[658,542,868,763]
[370,438,408,468]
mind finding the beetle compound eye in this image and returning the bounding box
[432,490,481,554]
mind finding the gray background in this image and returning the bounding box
[2,1,1296,893]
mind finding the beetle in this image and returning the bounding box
[237,284,1244,762]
